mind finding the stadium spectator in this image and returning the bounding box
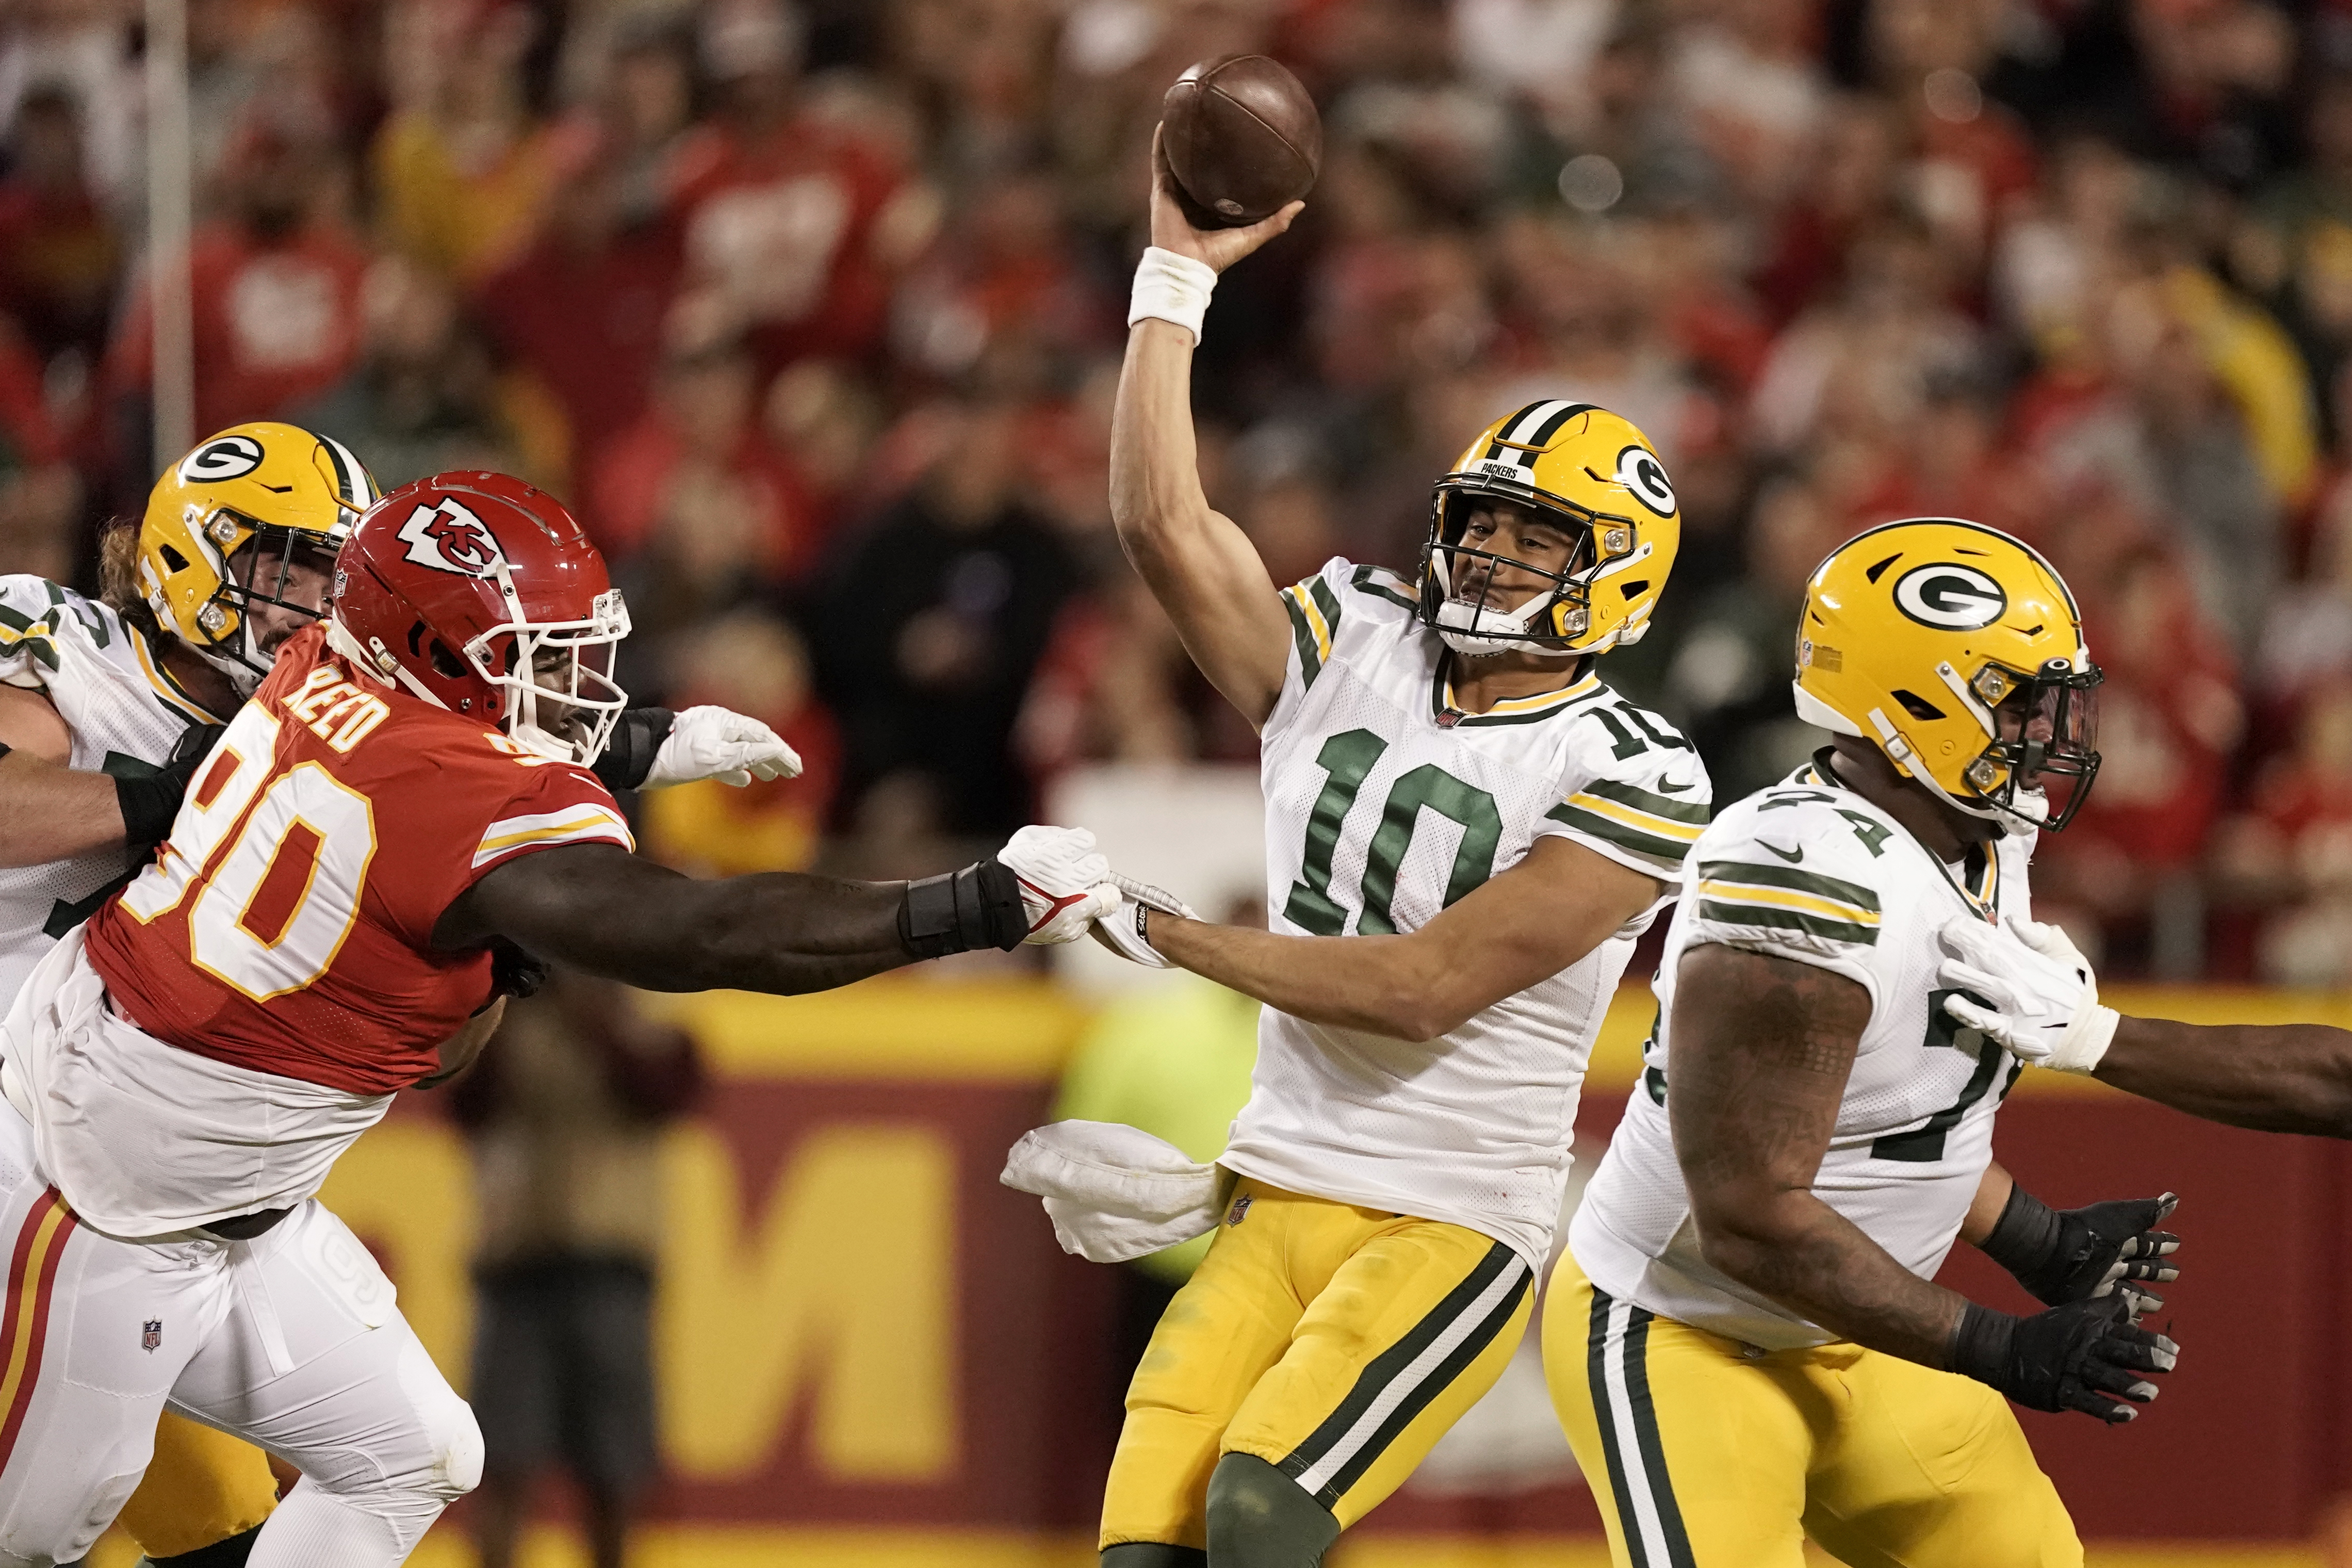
[669,0,910,372]
[591,321,825,677]
[450,973,705,1568]
[811,395,1077,839]
[107,118,367,464]
[289,254,533,489]
[374,0,570,284]
[471,145,685,493]
[0,82,120,374]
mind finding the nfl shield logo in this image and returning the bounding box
[141,1319,161,1353]
[1227,1194,1253,1227]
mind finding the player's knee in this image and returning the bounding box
[1204,1453,1339,1567]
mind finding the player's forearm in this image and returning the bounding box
[1108,319,1213,559]
[1693,1187,1970,1367]
[566,872,916,995]
[2098,1016,2352,1137]
[1961,1162,2015,1248]
[451,846,922,996]
[1149,917,1469,1041]
[0,756,132,866]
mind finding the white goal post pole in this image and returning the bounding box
[144,0,193,475]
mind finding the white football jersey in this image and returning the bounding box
[0,575,219,1005]
[1570,755,2034,1349]
[1217,559,1712,1269]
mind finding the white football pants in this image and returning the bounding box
[0,1100,479,1566]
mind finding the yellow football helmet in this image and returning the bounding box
[1420,400,1680,659]
[1794,517,2102,830]
[137,422,380,691]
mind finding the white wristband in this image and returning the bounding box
[2062,1003,2121,1074]
[1129,246,1218,345]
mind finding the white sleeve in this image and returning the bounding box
[1539,697,1712,881]
[1678,792,1887,1003]
[1265,557,1419,738]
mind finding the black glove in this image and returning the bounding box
[1949,1295,2178,1424]
[591,707,677,793]
[1980,1186,2180,1307]
[115,722,226,849]
[898,860,1025,959]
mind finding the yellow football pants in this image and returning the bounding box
[1102,1177,1534,1551]
[1544,1251,2080,1568]
[116,1412,278,1558]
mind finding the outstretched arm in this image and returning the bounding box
[1938,913,2352,1136]
[1110,132,1303,730]
[2095,1017,2352,1136]
[434,844,1034,995]
[1146,835,1659,1042]
[0,684,216,867]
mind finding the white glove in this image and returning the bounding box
[1000,1120,1222,1263]
[1936,914,2120,1073]
[645,706,803,788]
[998,825,1121,944]
[1089,873,1199,968]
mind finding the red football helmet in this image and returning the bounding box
[329,471,631,764]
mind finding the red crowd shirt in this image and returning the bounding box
[109,223,369,436]
[669,117,901,366]
[85,626,633,1095]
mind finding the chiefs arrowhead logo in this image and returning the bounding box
[395,499,507,577]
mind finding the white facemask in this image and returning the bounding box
[1433,593,1584,660]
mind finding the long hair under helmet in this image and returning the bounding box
[136,422,380,693]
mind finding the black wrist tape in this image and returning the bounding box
[1948,1300,2018,1388]
[899,860,1026,958]
[1980,1184,2065,1283]
[115,771,181,847]
[592,707,677,792]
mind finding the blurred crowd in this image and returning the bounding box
[10,0,2352,979]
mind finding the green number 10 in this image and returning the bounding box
[1283,729,1504,936]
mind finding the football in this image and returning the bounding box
[1161,55,1322,228]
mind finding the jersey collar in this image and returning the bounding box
[131,627,231,725]
[1429,662,1604,728]
[1810,748,2001,923]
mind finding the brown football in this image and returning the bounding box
[1161,55,1322,229]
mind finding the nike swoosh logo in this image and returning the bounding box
[1657,779,1695,793]
[1763,843,1804,863]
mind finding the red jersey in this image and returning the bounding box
[84,626,633,1095]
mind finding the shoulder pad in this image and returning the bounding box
[1690,789,1894,950]
[1281,557,1419,694]
[1547,698,1710,876]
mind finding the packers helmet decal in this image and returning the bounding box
[138,422,379,693]
[1418,400,1682,659]
[1794,517,2101,831]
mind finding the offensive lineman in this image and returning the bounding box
[0,429,802,1567]
[1554,519,2182,1568]
[0,423,365,1568]
[1073,136,1711,1567]
[0,470,1093,1564]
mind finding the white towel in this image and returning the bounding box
[1000,1120,1223,1264]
